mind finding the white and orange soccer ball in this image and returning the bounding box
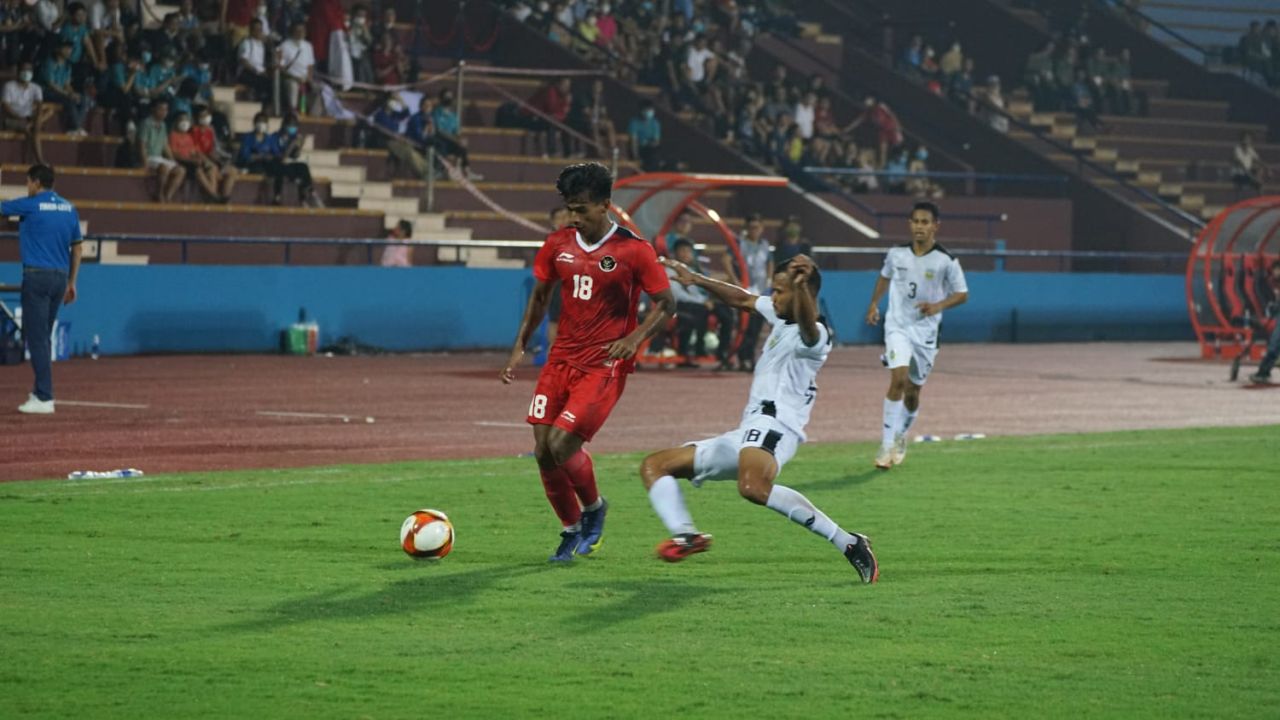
[399,509,454,559]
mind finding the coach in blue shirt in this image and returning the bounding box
[2,164,82,414]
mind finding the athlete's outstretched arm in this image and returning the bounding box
[865,275,890,326]
[661,257,757,311]
[501,278,557,384]
[606,288,675,359]
[787,255,821,347]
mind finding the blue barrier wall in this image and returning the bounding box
[0,263,1190,355]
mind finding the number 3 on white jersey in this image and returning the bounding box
[572,274,593,300]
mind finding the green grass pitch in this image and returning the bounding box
[2,426,1277,719]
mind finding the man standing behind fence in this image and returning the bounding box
[2,165,82,414]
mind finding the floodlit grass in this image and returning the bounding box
[1,426,1277,719]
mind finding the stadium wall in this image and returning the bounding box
[0,264,1190,355]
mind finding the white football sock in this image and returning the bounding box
[582,497,603,512]
[648,475,697,536]
[766,485,855,550]
[882,398,904,447]
[899,406,919,437]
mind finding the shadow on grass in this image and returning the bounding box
[562,579,716,633]
[224,562,552,633]
[793,468,882,494]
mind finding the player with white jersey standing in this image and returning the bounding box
[638,254,879,584]
[865,201,969,470]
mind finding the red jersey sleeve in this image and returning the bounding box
[634,241,670,295]
[533,233,559,282]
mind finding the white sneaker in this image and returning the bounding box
[891,433,907,465]
[874,445,892,470]
[18,394,55,414]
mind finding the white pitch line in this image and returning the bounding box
[57,400,150,409]
[257,411,359,420]
[473,421,529,428]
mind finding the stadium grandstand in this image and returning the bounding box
[1,0,1278,716]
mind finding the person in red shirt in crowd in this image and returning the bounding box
[220,0,256,53]
[168,110,226,201]
[526,77,572,156]
[190,104,238,200]
[371,29,407,86]
[846,95,903,168]
[502,162,676,563]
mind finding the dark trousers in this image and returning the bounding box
[1257,321,1280,377]
[737,310,765,364]
[711,302,734,361]
[432,134,470,169]
[246,159,312,199]
[675,300,709,357]
[21,267,67,401]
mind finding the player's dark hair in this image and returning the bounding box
[556,162,613,203]
[912,201,940,221]
[777,257,822,297]
[28,164,55,189]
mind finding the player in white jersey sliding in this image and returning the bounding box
[865,201,969,470]
[638,254,879,584]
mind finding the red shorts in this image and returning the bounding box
[526,361,628,441]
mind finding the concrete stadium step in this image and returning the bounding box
[1146,97,1230,123]
[0,132,118,167]
[389,180,735,216]
[0,164,335,207]
[1134,158,1237,183]
[447,210,784,242]
[336,147,642,185]
[1097,116,1268,143]
[1097,135,1280,164]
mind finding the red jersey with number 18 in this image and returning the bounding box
[533,222,669,376]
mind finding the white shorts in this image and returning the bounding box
[885,330,938,386]
[147,156,178,171]
[687,415,800,487]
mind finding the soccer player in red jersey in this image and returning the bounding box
[501,162,676,562]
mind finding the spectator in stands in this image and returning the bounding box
[1247,261,1280,384]
[347,3,373,84]
[397,94,440,179]
[274,0,308,42]
[371,23,407,87]
[628,99,662,171]
[138,98,186,202]
[850,148,881,193]
[236,111,309,205]
[722,212,771,372]
[900,34,924,79]
[61,3,104,80]
[940,41,964,79]
[1069,68,1103,132]
[567,78,618,156]
[793,90,816,140]
[1232,132,1270,195]
[982,75,1009,134]
[431,88,481,180]
[101,43,137,130]
[2,63,51,165]
[734,87,765,156]
[380,219,414,267]
[278,22,314,114]
[1238,20,1268,82]
[368,92,409,149]
[1107,48,1136,116]
[526,76,573,157]
[148,11,187,64]
[1023,39,1057,111]
[89,0,128,66]
[191,104,237,199]
[0,0,31,70]
[846,95,902,168]
[1053,46,1078,111]
[41,41,94,137]
[167,110,224,201]
[773,218,810,265]
[275,112,318,205]
[906,146,944,199]
[237,18,271,103]
[949,58,977,113]
[174,0,205,52]
[883,148,909,194]
[664,212,695,254]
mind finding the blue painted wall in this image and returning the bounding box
[0,263,1190,355]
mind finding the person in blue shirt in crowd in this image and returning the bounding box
[236,111,317,206]
[628,99,661,171]
[40,41,94,136]
[1,164,82,414]
[429,88,480,179]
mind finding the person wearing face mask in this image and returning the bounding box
[190,105,238,199]
[346,4,373,85]
[905,146,943,199]
[369,93,409,150]
[430,89,481,179]
[628,99,661,171]
[138,97,187,202]
[40,40,94,137]
[2,62,53,164]
[168,110,225,201]
[237,112,318,206]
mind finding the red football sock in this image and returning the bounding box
[539,465,581,527]
[563,449,599,507]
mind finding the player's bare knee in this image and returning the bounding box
[639,454,665,488]
[737,478,769,505]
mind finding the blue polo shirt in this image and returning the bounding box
[2,190,82,271]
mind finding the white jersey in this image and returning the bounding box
[881,243,968,341]
[740,295,831,442]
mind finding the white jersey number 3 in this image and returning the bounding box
[572,274,593,300]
